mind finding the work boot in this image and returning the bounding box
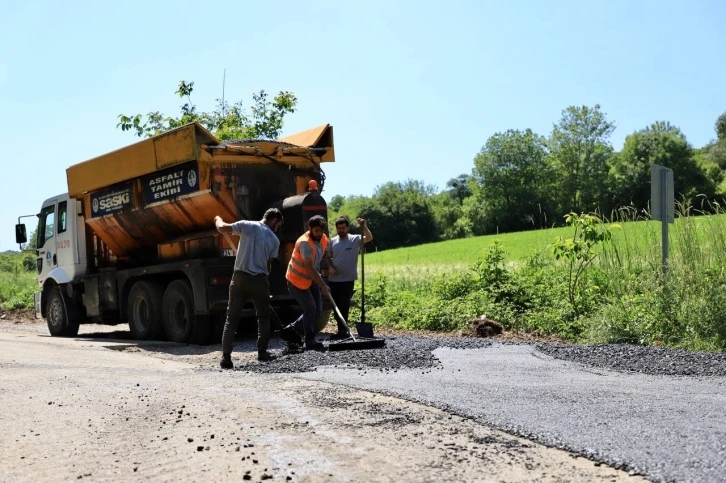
[258,350,276,362]
[304,339,324,351]
[220,355,233,370]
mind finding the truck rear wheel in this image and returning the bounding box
[46,286,79,337]
[127,281,165,341]
[162,279,210,344]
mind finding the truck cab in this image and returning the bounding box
[34,194,87,305]
[14,194,89,336]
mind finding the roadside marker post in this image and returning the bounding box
[651,163,674,275]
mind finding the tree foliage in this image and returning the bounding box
[358,180,440,250]
[469,129,556,234]
[549,104,615,214]
[716,112,726,142]
[333,108,726,250]
[608,121,716,210]
[117,80,298,140]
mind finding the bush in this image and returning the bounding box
[0,271,36,310]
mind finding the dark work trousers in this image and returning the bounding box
[222,271,271,356]
[329,281,355,333]
[287,281,322,342]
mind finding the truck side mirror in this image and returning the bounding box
[15,224,27,244]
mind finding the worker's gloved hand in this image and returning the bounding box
[320,284,330,298]
[328,267,337,277]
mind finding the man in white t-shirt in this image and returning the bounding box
[326,216,373,338]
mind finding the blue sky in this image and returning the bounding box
[1,0,724,251]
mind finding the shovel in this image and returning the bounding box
[325,239,384,351]
[355,242,374,338]
[326,291,384,350]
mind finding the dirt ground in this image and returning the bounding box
[0,316,644,482]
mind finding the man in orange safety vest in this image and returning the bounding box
[281,215,333,351]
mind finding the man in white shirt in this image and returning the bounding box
[326,216,373,338]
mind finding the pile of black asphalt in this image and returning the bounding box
[536,342,726,377]
[234,336,500,374]
[234,335,726,377]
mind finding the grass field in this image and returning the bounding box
[363,211,726,288]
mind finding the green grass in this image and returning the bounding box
[0,251,38,310]
[0,270,37,311]
[363,225,570,289]
[364,211,726,288]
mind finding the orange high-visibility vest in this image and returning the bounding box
[286,231,329,290]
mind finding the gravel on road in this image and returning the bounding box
[234,336,502,374]
[235,334,726,380]
[536,342,726,377]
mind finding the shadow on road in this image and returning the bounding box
[69,318,300,358]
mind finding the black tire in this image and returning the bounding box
[127,281,165,341]
[46,286,79,337]
[66,313,80,337]
[162,279,210,344]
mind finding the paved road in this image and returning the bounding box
[295,343,726,483]
[0,325,640,482]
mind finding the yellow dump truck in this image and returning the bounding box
[15,122,335,344]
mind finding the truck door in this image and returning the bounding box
[36,201,57,284]
[53,200,76,268]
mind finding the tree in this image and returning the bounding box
[706,141,726,170]
[430,191,467,240]
[445,174,473,204]
[705,112,726,172]
[117,80,298,140]
[608,121,716,211]
[20,227,38,252]
[469,129,557,234]
[328,195,345,213]
[716,112,726,142]
[549,104,615,214]
[423,174,473,240]
[357,180,440,250]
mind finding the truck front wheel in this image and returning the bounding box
[162,279,210,344]
[127,281,165,341]
[46,286,79,337]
